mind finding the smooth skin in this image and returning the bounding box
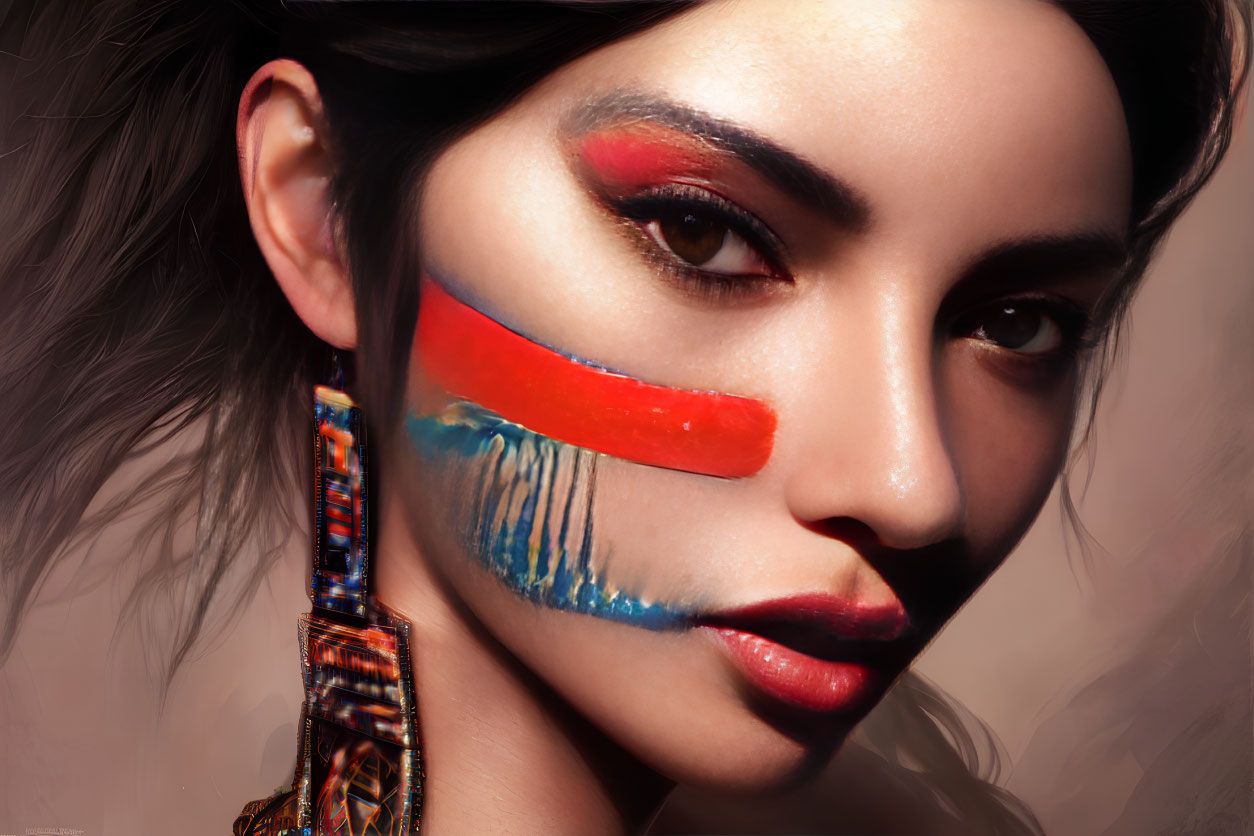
[238,1,1132,833]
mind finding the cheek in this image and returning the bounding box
[403,401,692,629]
[411,276,777,478]
[944,349,1080,560]
[399,275,786,629]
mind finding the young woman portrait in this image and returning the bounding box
[0,1,1248,834]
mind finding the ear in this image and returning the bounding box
[237,59,357,349]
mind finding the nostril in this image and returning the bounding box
[799,509,963,554]
[796,516,879,551]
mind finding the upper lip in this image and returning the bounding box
[695,593,914,663]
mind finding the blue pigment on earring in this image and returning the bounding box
[406,401,688,630]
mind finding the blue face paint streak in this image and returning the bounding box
[406,401,690,630]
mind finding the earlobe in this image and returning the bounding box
[237,59,358,350]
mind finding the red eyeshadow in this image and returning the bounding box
[577,126,715,189]
[412,278,776,478]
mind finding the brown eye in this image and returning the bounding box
[656,211,727,265]
[971,304,1062,353]
[643,212,770,277]
[611,183,786,281]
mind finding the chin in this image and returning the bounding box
[666,730,852,795]
[616,688,870,794]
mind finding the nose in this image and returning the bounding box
[782,293,964,552]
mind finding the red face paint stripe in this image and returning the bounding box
[577,126,715,190]
[412,278,776,477]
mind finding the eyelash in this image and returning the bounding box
[952,294,1097,365]
[601,185,1096,369]
[607,184,791,299]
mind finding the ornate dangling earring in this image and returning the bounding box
[235,356,424,836]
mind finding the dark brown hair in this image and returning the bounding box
[0,1,1247,832]
[0,0,695,679]
[1049,1,1250,573]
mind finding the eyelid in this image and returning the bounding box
[605,183,792,276]
[953,294,1098,359]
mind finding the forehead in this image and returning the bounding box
[532,0,1132,250]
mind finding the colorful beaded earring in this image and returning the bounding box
[235,358,424,836]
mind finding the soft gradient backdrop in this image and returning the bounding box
[1,86,1248,836]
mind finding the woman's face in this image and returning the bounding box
[396,0,1131,788]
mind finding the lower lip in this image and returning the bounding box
[703,626,886,714]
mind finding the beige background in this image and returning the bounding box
[925,93,1253,835]
[1,93,1249,836]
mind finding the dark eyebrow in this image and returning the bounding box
[952,233,1129,298]
[566,91,872,230]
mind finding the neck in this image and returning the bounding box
[375,491,672,835]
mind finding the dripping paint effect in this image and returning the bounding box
[406,401,689,630]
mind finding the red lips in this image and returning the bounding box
[698,594,910,714]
